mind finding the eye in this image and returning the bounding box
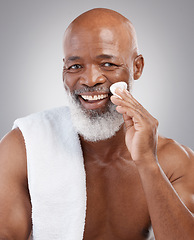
[68,64,82,70]
[101,62,119,70]
[103,62,116,67]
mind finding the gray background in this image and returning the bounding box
[0,0,193,149]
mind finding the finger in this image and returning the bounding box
[112,95,146,119]
[124,90,155,117]
[115,88,132,100]
[122,90,148,113]
[111,95,137,110]
[118,89,154,119]
[117,106,145,132]
[123,113,134,129]
[116,106,144,122]
[113,90,158,129]
[112,90,154,123]
[113,89,145,113]
[113,89,137,108]
[123,113,132,121]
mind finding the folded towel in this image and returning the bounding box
[13,106,87,240]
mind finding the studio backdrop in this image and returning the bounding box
[0,0,193,149]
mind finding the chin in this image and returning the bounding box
[66,91,124,142]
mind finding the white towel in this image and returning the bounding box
[13,106,155,240]
[13,106,87,240]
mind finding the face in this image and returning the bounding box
[62,24,136,141]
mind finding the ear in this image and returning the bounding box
[133,55,144,80]
[62,58,66,83]
[62,58,69,91]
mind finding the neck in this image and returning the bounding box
[80,124,129,162]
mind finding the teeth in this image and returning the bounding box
[81,94,108,101]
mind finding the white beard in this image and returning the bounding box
[66,91,124,142]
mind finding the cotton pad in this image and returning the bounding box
[110,81,127,99]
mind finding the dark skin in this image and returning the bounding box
[0,8,194,240]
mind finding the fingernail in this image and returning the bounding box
[113,94,122,99]
[124,89,130,95]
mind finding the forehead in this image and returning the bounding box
[63,25,132,60]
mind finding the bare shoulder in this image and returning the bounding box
[0,128,32,239]
[1,127,26,155]
[157,135,194,213]
[157,135,194,178]
[0,128,27,181]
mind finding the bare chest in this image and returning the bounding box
[83,159,152,240]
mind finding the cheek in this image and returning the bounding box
[63,73,78,92]
[106,67,130,84]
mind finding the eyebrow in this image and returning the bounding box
[96,54,117,60]
[66,56,82,62]
[65,54,118,63]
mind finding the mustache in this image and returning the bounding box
[74,86,110,95]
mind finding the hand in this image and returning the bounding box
[111,89,159,164]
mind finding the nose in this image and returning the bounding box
[79,64,106,87]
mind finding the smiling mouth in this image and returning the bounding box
[78,92,110,110]
[80,93,109,101]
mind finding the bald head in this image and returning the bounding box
[63,8,144,83]
[64,8,138,57]
[69,8,134,31]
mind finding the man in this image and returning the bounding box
[0,8,194,240]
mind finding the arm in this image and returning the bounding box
[0,128,32,240]
[137,143,194,240]
[111,89,194,240]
